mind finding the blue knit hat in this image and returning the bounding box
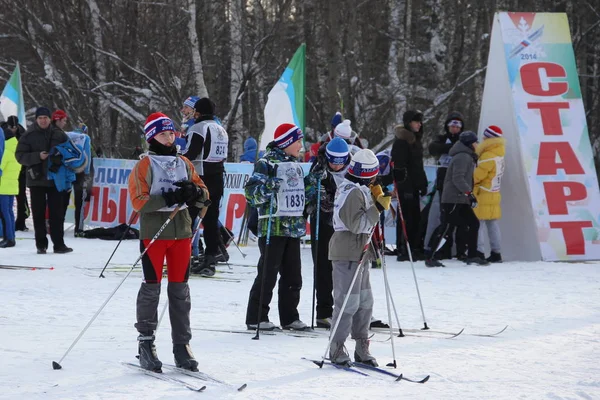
[331,112,343,129]
[183,96,200,108]
[326,137,349,165]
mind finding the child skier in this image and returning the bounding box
[128,112,209,372]
[244,123,316,331]
[308,137,351,329]
[328,149,391,366]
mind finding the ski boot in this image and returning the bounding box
[191,255,216,276]
[282,320,310,331]
[329,341,352,367]
[354,338,378,367]
[369,317,389,329]
[487,252,502,263]
[246,321,279,331]
[173,344,198,372]
[425,258,445,267]
[465,256,490,266]
[316,318,332,329]
[138,334,162,372]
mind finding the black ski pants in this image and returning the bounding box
[310,213,334,320]
[201,172,224,257]
[396,191,421,255]
[29,186,68,250]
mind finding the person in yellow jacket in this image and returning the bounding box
[473,125,505,263]
[0,126,20,247]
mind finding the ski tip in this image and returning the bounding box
[420,375,431,383]
[448,328,465,339]
[395,373,403,382]
[52,361,62,370]
[50,267,55,270]
[197,385,207,392]
[237,383,248,391]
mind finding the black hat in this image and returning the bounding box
[459,130,478,146]
[194,98,216,116]
[402,110,423,127]
[35,107,51,118]
[7,115,18,128]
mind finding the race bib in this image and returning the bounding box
[273,162,305,217]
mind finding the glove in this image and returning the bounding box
[162,188,184,207]
[312,166,327,181]
[173,180,203,205]
[419,187,428,197]
[49,153,63,173]
[466,192,478,208]
[265,177,283,193]
[399,191,414,201]
[370,184,392,212]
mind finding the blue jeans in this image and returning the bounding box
[0,195,15,241]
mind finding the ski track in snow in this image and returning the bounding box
[0,228,599,399]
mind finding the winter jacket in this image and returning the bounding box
[15,123,69,187]
[473,137,506,220]
[239,137,258,163]
[441,141,477,205]
[391,121,428,194]
[329,180,380,262]
[306,143,350,226]
[0,135,19,195]
[244,142,317,238]
[182,115,227,176]
[47,140,89,192]
[128,152,208,240]
[428,111,464,191]
[0,127,4,177]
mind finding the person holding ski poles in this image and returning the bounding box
[244,123,318,331]
[307,137,351,329]
[328,149,391,366]
[129,112,209,372]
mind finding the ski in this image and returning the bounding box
[302,358,369,376]
[163,364,247,392]
[192,327,323,338]
[370,327,464,339]
[121,362,207,392]
[0,265,55,271]
[352,362,430,384]
[393,325,508,337]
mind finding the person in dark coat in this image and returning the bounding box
[391,110,428,261]
[15,107,72,254]
[426,131,489,267]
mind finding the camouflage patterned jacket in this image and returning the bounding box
[244,143,317,238]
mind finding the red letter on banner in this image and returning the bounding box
[520,62,568,96]
[225,194,246,230]
[549,221,593,255]
[537,142,586,175]
[527,102,570,135]
[89,186,100,222]
[543,181,587,215]
[119,188,128,223]
[101,187,117,223]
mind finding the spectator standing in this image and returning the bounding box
[0,122,19,247]
[0,117,29,231]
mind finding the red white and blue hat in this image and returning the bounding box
[183,96,200,108]
[274,123,303,149]
[326,137,349,165]
[483,125,503,138]
[144,112,176,142]
[348,149,379,179]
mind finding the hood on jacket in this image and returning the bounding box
[443,111,465,136]
[265,141,298,162]
[394,125,418,144]
[476,137,506,157]
[240,137,258,162]
[449,140,476,158]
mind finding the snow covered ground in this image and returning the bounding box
[1,227,599,400]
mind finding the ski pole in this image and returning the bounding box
[99,211,139,278]
[392,180,429,330]
[252,192,275,340]
[218,219,247,258]
[319,226,376,367]
[53,204,184,370]
[311,176,322,330]
[374,238,399,368]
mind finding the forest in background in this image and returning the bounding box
[0,0,599,177]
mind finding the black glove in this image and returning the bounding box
[49,153,63,173]
[162,188,184,207]
[466,192,478,208]
[265,177,283,192]
[173,180,202,205]
[392,167,407,183]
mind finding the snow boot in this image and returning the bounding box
[354,338,378,367]
[214,244,230,263]
[369,317,389,329]
[0,239,16,248]
[487,252,502,263]
[316,318,332,329]
[138,334,162,372]
[191,255,216,276]
[425,258,445,267]
[465,256,490,266]
[173,344,198,372]
[283,320,310,331]
[329,341,352,366]
[246,321,279,331]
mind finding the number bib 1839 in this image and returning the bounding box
[273,162,305,217]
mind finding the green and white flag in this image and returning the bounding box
[259,44,305,151]
[0,62,26,127]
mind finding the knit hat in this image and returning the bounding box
[183,96,200,109]
[459,130,478,146]
[348,149,379,179]
[326,137,350,165]
[194,97,216,116]
[483,125,503,138]
[35,107,51,118]
[331,112,343,129]
[402,110,423,127]
[447,119,463,128]
[273,123,303,149]
[7,115,18,128]
[334,119,353,140]
[144,112,176,142]
[52,109,67,121]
